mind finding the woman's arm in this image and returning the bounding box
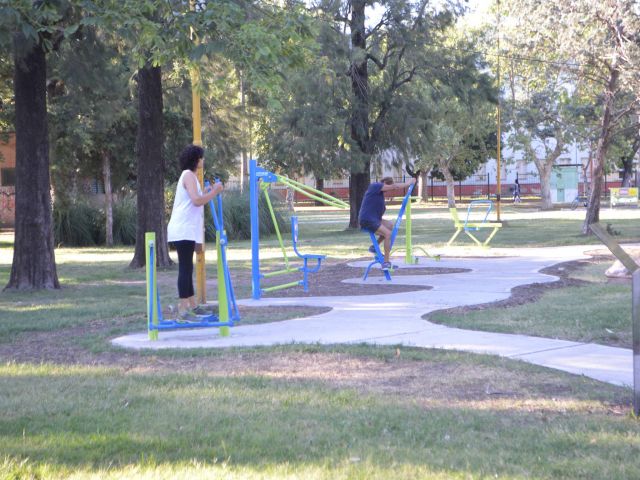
[183,172,223,206]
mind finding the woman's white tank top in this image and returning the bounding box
[167,170,204,243]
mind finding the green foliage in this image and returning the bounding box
[53,196,136,247]
[203,188,290,242]
[165,184,290,242]
[53,199,103,247]
[111,195,137,245]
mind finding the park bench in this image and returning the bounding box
[447,200,502,247]
[610,187,638,208]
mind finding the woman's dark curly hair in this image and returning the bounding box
[179,144,204,171]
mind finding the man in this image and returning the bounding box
[513,178,521,203]
[358,176,416,270]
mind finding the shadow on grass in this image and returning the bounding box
[0,365,638,479]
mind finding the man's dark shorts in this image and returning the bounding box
[359,219,381,234]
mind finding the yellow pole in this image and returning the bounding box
[495,0,502,222]
[190,0,206,304]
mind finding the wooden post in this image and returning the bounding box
[590,222,639,415]
[633,270,640,416]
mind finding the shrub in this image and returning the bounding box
[111,195,137,245]
[53,199,103,246]
[204,188,290,242]
[53,195,137,247]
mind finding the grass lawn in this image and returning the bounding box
[1,206,640,479]
[428,259,633,348]
[1,350,638,480]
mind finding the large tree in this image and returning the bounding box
[126,0,311,267]
[129,63,171,267]
[503,81,576,210]
[0,0,160,288]
[0,2,80,290]
[7,30,59,289]
[502,0,640,233]
[274,0,481,227]
[416,94,496,207]
[48,26,137,246]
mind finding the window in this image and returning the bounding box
[0,168,15,187]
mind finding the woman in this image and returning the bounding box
[167,144,223,320]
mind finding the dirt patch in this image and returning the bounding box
[257,258,467,298]
[0,256,629,409]
[0,305,326,366]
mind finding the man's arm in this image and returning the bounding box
[381,178,416,192]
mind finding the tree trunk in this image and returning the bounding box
[539,165,553,210]
[620,138,639,187]
[420,171,429,202]
[348,0,371,229]
[129,64,172,268]
[349,165,370,228]
[582,68,619,235]
[535,134,564,210]
[441,163,457,208]
[285,188,295,212]
[315,177,324,206]
[102,151,113,247]
[5,34,59,290]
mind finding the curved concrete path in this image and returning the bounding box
[112,245,633,388]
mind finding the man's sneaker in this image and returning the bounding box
[368,245,377,254]
[381,262,399,271]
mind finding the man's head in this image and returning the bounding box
[381,177,394,185]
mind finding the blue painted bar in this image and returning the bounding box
[250,159,261,299]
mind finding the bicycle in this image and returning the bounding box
[570,194,589,210]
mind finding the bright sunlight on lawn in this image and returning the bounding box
[1,206,640,479]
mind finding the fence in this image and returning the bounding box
[227,172,627,205]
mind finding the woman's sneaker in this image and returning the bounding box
[193,305,214,315]
[177,309,200,323]
[368,245,377,254]
[381,261,393,271]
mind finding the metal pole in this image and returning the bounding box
[405,196,414,264]
[487,173,490,200]
[633,270,640,416]
[190,0,206,305]
[495,0,502,221]
[250,160,261,299]
[430,176,434,201]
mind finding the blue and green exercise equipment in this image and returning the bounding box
[249,159,349,299]
[145,181,239,340]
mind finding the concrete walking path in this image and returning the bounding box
[112,245,633,388]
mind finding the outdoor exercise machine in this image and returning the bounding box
[447,200,502,247]
[250,159,349,299]
[145,181,240,340]
[362,166,440,281]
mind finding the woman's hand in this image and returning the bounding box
[210,182,223,196]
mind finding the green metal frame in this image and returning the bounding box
[254,171,348,296]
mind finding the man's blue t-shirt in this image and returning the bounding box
[358,183,386,228]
